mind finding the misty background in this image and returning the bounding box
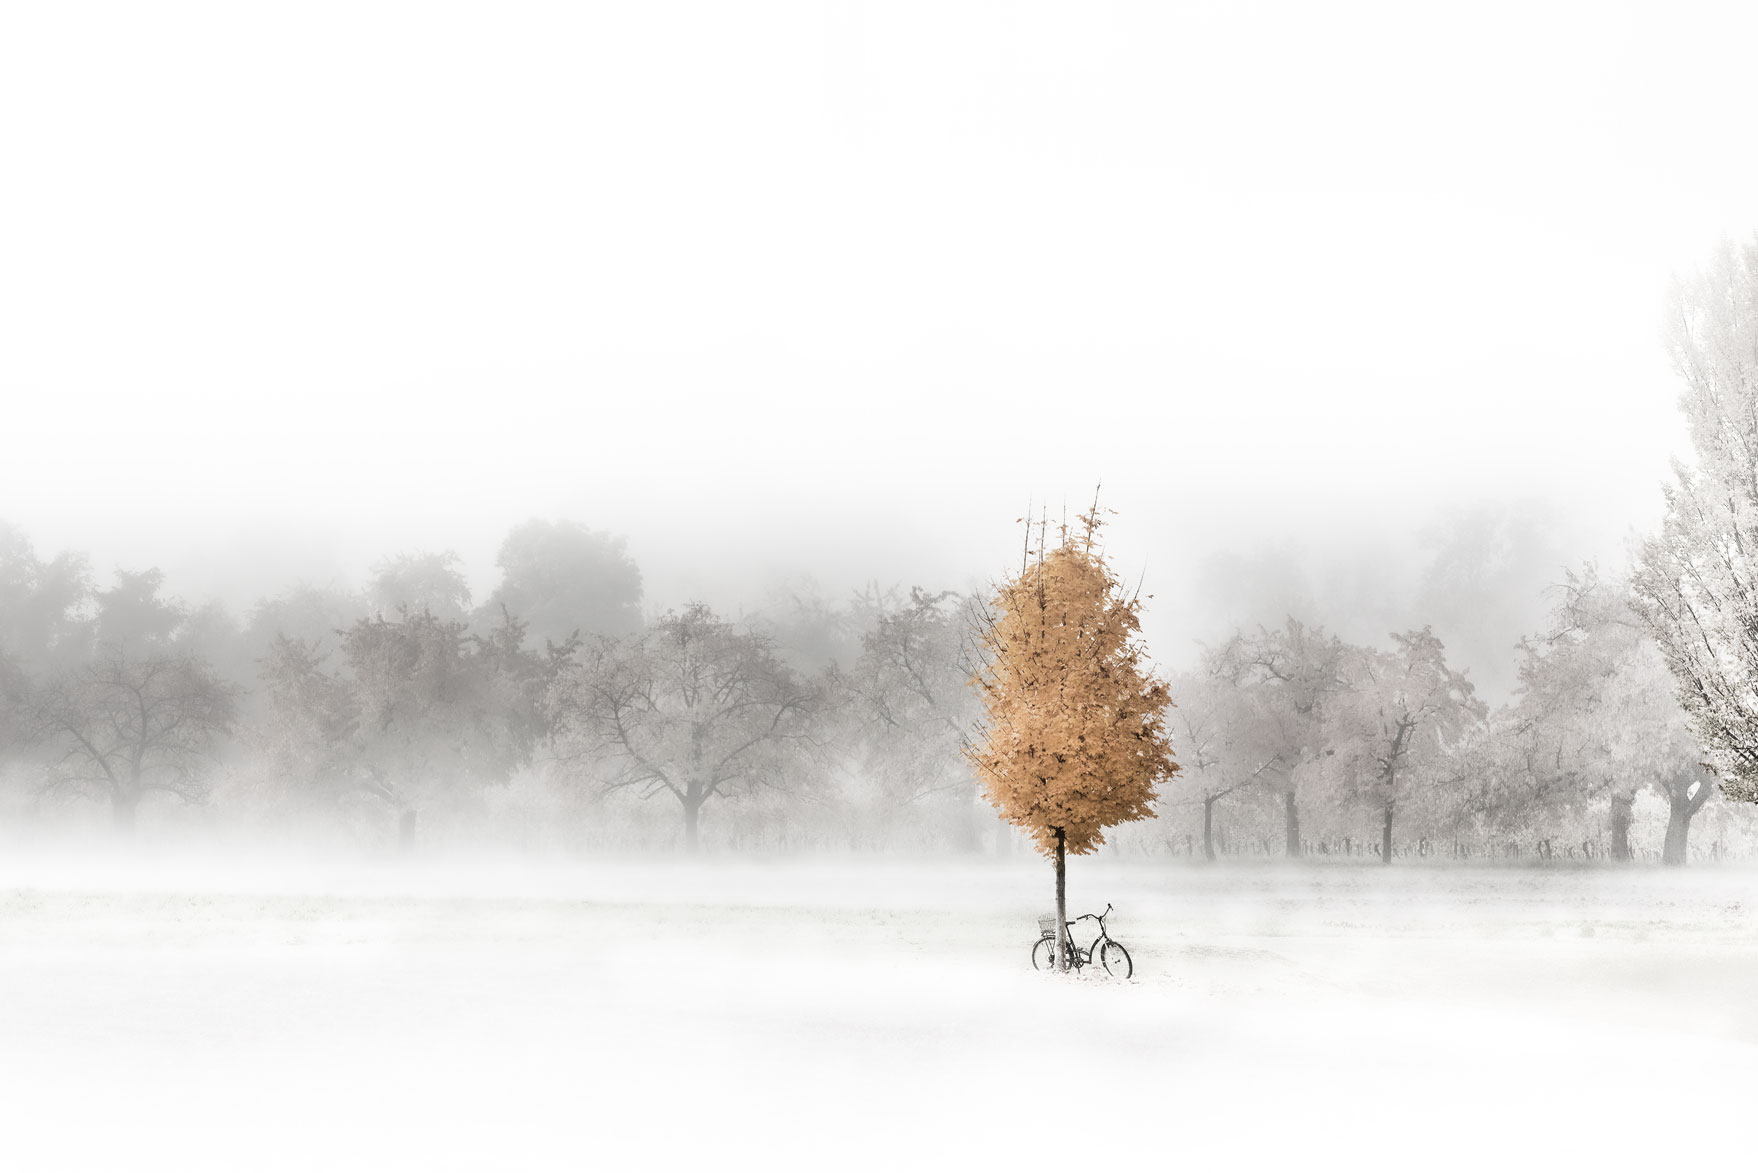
[9,10,1758,1169]
[6,3,1758,858]
[7,2,1756,695]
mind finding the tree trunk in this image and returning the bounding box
[112,793,138,832]
[1662,773,1714,866]
[1609,791,1634,862]
[398,808,419,853]
[1380,802,1394,866]
[1282,790,1301,858]
[1054,827,1069,973]
[683,800,701,854]
[1202,795,1218,862]
[1662,798,1690,865]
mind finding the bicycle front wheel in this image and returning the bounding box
[1098,939,1133,978]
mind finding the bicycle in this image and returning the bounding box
[1031,902,1133,978]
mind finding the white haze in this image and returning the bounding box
[6,2,1758,690]
[3,853,1755,1170]
[9,10,1758,1167]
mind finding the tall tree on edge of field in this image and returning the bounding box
[967,502,1177,970]
[1633,238,1758,825]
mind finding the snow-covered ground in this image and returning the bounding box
[2,853,1755,1170]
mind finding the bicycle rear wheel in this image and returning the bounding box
[1032,936,1081,972]
[1098,939,1133,978]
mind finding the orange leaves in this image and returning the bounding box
[967,518,1179,857]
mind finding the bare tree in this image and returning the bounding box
[841,587,984,847]
[258,607,557,847]
[1231,620,1348,856]
[1331,629,1483,864]
[1170,644,1288,861]
[31,647,236,828]
[548,604,819,851]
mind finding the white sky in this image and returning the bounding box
[4,1,1757,669]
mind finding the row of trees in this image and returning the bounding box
[1152,228,1758,868]
[14,232,1758,870]
[6,526,1740,864]
[0,521,640,838]
[0,520,994,852]
[0,507,1745,861]
[1170,565,1727,866]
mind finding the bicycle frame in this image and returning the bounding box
[1033,902,1130,978]
[1044,903,1113,969]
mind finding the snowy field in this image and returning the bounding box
[3,853,1755,1171]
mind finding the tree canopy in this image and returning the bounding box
[547,603,819,851]
[482,520,644,648]
[1635,238,1758,805]
[969,516,1175,855]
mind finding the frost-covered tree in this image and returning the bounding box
[749,580,867,676]
[14,558,247,830]
[0,523,93,675]
[0,649,30,761]
[244,583,365,668]
[968,508,1177,969]
[482,520,644,647]
[1510,566,1703,861]
[1229,619,1348,856]
[1634,237,1758,808]
[369,551,472,620]
[95,568,186,654]
[841,587,983,848]
[259,608,556,846]
[1431,708,1532,849]
[30,647,237,828]
[547,604,819,852]
[1170,642,1290,861]
[1501,569,1633,851]
[1329,629,1482,863]
[0,527,95,766]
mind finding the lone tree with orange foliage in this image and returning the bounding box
[968,503,1178,971]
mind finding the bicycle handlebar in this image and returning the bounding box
[1064,903,1116,927]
